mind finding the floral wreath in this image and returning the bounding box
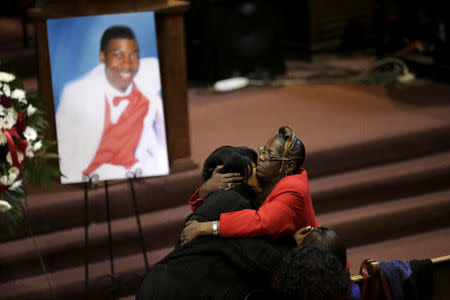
[0,70,58,231]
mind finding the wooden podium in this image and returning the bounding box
[29,0,196,174]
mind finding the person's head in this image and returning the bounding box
[301,226,347,269]
[202,146,257,185]
[100,25,140,92]
[274,245,351,300]
[256,126,306,183]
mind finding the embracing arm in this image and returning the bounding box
[181,190,308,243]
[219,190,305,238]
[188,166,244,211]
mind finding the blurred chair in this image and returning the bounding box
[351,255,450,300]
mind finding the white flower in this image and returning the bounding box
[0,200,12,213]
[23,127,37,141]
[27,104,36,116]
[11,89,26,101]
[8,167,20,178]
[1,114,16,130]
[6,151,24,165]
[2,83,11,97]
[0,72,15,83]
[0,131,6,145]
[5,107,17,124]
[0,105,4,116]
[9,180,22,191]
[0,175,12,185]
[9,172,18,182]
[5,107,17,117]
[26,144,34,158]
[33,140,42,151]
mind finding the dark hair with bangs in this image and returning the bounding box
[202,146,256,182]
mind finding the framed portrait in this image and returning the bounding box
[47,11,169,183]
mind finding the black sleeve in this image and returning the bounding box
[187,189,251,222]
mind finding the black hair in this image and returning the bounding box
[274,246,351,300]
[202,146,257,182]
[301,226,347,269]
[276,125,306,173]
[235,146,258,165]
[100,25,137,52]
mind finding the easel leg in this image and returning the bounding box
[128,176,149,271]
[83,180,90,300]
[104,181,118,299]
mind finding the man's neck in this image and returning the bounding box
[105,81,133,98]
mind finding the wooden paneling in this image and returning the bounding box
[156,7,196,171]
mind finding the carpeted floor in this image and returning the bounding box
[188,78,450,165]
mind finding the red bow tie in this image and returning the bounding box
[113,84,136,106]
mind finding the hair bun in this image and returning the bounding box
[278,126,293,139]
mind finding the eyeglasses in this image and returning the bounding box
[258,147,291,161]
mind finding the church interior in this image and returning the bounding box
[0,0,449,299]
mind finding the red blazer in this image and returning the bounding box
[189,168,319,240]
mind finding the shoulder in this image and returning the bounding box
[134,57,162,98]
[209,189,252,207]
[273,168,309,195]
[62,64,103,95]
[209,189,246,201]
[138,57,160,71]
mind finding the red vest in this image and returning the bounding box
[83,83,149,175]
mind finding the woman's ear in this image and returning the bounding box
[285,161,297,174]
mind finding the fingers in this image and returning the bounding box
[299,226,312,234]
[184,220,194,226]
[212,165,224,174]
[222,173,244,180]
[222,174,244,188]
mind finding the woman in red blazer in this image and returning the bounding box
[181,125,319,243]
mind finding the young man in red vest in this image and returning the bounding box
[56,25,169,183]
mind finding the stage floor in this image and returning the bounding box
[188,77,450,166]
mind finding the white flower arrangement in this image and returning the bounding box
[0,70,59,227]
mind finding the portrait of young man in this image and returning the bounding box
[48,12,169,183]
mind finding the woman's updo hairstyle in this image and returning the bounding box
[276,126,306,173]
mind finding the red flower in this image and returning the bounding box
[0,184,6,194]
[1,95,11,108]
[16,112,26,133]
[16,139,28,152]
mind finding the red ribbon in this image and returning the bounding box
[2,128,24,170]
